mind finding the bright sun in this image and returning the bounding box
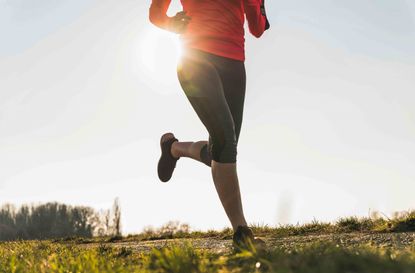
[138,27,183,89]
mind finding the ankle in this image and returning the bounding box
[170,141,180,159]
[232,219,248,231]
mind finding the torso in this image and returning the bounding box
[180,0,246,61]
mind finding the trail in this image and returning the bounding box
[80,232,415,254]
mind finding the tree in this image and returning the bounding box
[0,202,112,241]
[112,198,122,237]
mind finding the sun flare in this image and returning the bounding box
[139,27,183,75]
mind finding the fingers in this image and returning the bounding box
[167,11,192,34]
[175,11,191,22]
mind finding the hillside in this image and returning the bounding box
[1,213,414,272]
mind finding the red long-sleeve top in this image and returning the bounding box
[149,0,266,61]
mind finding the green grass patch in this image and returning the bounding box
[4,212,412,272]
[0,240,414,273]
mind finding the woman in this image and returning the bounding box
[149,0,270,250]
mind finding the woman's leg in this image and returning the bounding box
[211,161,247,229]
[177,50,247,230]
[210,55,248,230]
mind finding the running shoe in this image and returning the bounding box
[232,225,267,252]
[157,132,179,182]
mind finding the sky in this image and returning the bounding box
[1,0,415,234]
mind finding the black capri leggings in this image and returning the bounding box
[177,49,246,166]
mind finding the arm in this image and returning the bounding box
[244,0,269,38]
[149,0,172,30]
[149,0,191,34]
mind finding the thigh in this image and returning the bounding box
[177,52,237,148]
[222,62,246,144]
[213,57,246,144]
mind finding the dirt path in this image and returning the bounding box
[80,232,415,254]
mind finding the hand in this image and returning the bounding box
[167,11,191,34]
[260,0,270,30]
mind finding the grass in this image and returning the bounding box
[106,210,415,243]
[0,240,414,273]
[1,211,414,272]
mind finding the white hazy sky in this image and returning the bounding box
[1,0,415,234]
